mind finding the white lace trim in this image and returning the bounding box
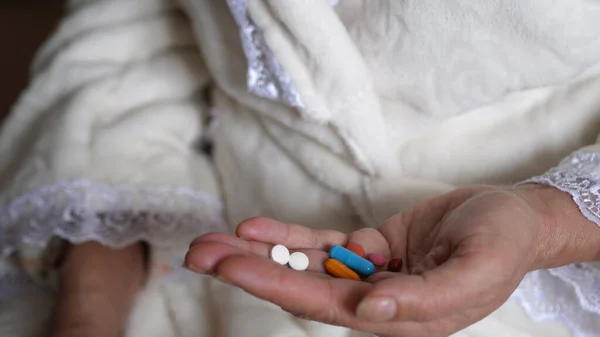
[225,0,304,109]
[515,151,600,337]
[0,180,227,258]
[224,0,339,109]
[525,152,600,222]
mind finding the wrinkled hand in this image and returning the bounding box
[184,185,592,337]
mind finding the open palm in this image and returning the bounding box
[185,186,548,337]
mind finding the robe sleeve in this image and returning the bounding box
[0,0,227,298]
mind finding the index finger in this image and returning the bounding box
[236,217,349,250]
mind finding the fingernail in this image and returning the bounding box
[356,297,397,322]
[183,263,206,274]
[213,274,232,285]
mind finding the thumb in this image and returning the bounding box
[355,253,505,323]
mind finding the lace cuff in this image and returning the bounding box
[0,180,227,258]
[524,151,600,225]
[515,150,600,337]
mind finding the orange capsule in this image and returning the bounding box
[324,258,361,281]
[346,243,365,257]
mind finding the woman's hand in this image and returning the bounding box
[184,185,600,337]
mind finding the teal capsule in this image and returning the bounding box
[329,245,375,277]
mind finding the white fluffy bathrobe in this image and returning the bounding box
[2,0,600,336]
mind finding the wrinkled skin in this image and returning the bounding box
[185,185,600,337]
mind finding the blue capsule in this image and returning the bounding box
[329,245,375,277]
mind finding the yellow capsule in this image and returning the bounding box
[324,258,361,281]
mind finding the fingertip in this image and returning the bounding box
[184,242,242,275]
[189,234,208,248]
[235,217,273,238]
[189,232,232,248]
[183,245,208,273]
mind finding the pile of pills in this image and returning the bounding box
[270,244,310,271]
[324,243,403,281]
[269,242,403,280]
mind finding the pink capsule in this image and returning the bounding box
[367,253,387,267]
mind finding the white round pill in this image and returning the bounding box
[288,252,309,271]
[270,244,290,265]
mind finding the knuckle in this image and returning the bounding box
[310,229,322,248]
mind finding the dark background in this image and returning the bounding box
[0,0,63,121]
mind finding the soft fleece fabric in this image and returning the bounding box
[3,0,600,336]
